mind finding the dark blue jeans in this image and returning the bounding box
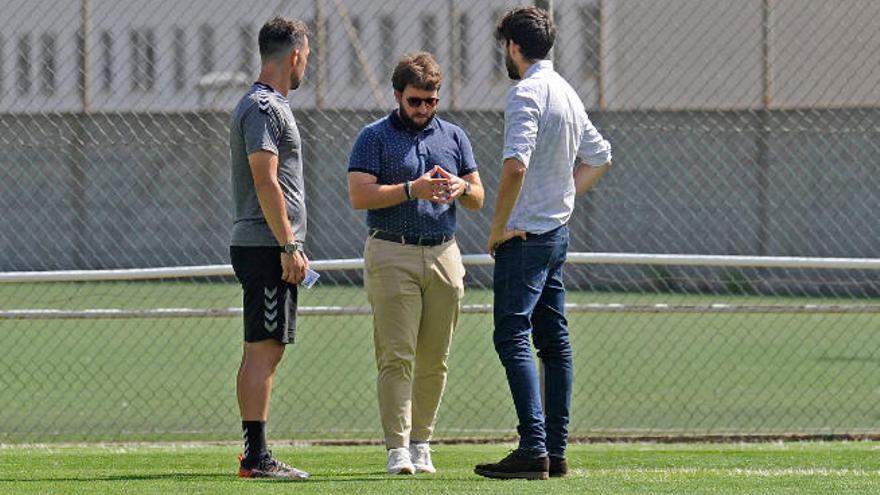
[493,225,572,457]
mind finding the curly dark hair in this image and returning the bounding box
[494,6,556,60]
[391,52,442,92]
[258,16,309,61]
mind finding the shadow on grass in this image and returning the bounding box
[0,471,458,484]
[300,474,464,484]
[0,473,228,483]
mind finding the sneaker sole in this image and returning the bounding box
[474,468,549,480]
[238,468,309,480]
[388,466,415,475]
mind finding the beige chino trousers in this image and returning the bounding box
[364,236,465,449]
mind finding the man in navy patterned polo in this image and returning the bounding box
[347,52,484,475]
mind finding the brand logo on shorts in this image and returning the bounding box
[264,286,278,332]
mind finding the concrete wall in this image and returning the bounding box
[2,108,878,294]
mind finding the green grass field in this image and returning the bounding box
[2,442,880,494]
[2,282,879,443]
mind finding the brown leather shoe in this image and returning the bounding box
[549,455,568,478]
[474,450,549,480]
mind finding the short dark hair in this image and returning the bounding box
[391,52,442,93]
[494,6,556,60]
[258,16,309,62]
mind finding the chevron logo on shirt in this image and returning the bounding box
[257,93,272,113]
[254,91,282,137]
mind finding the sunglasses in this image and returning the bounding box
[406,96,440,108]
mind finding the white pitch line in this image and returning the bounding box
[579,467,880,478]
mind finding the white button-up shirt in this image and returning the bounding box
[503,60,612,234]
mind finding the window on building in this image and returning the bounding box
[199,24,214,75]
[347,16,361,86]
[551,9,562,76]
[0,35,5,96]
[458,13,470,82]
[172,27,185,91]
[130,28,155,91]
[100,31,113,92]
[379,15,395,79]
[492,10,505,81]
[301,18,318,88]
[76,28,84,95]
[39,33,55,95]
[239,24,253,77]
[307,17,320,61]
[421,15,436,54]
[581,3,600,77]
[17,34,31,95]
[145,32,156,90]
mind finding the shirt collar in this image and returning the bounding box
[523,59,554,79]
[253,81,288,101]
[389,110,438,135]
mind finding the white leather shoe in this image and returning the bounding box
[409,443,436,474]
[387,447,415,475]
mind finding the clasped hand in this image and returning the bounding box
[410,165,467,204]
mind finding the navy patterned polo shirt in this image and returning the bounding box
[348,111,478,237]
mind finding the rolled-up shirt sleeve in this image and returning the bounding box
[577,115,612,166]
[502,84,542,168]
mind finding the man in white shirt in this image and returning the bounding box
[475,6,612,481]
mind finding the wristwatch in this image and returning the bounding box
[463,181,472,196]
[283,242,299,255]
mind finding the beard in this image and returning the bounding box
[397,104,436,132]
[505,52,521,80]
[290,73,302,90]
[289,61,306,90]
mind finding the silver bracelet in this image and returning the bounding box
[403,180,413,200]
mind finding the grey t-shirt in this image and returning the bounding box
[229,82,307,247]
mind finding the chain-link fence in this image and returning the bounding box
[1,0,879,443]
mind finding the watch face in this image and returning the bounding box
[284,244,298,254]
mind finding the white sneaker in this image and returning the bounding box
[387,447,415,475]
[409,443,436,474]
